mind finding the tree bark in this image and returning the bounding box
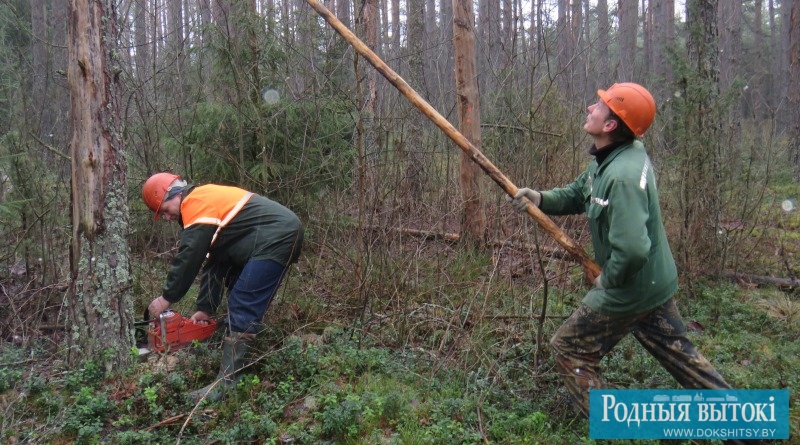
[30,0,48,135]
[453,0,486,246]
[679,0,723,277]
[355,0,380,202]
[556,0,571,91]
[30,0,70,155]
[405,0,427,202]
[780,0,793,131]
[391,0,400,60]
[768,0,778,110]
[717,0,742,100]
[134,0,149,81]
[650,0,675,93]
[749,0,764,117]
[618,0,638,80]
[788,0,800,179]
[596,0,609,87]
[67,0,135,373]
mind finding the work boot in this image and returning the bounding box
[189,332,255,403]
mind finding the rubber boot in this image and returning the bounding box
[189,332,254,403]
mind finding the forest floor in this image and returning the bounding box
[1,231,799,444]
[1,178,800,443]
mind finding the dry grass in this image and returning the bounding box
[756,292,800,326]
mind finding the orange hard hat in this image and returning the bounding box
[142,172,180,220]
[597,83,656,137]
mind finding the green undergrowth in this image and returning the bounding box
[0,328,586,444]
[1,252,798,443]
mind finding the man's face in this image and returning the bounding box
[158,195,181,221]
[583,100,616,137]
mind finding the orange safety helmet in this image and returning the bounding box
[142,172,181,220]
[597,83,656,137]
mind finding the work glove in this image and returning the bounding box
[593,273,604,289]
[507,187,541,212]
[148,296,171,320]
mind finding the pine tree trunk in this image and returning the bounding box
[67,0,134,373]
[618,0,638,80]
[788,0,800,179]
[453,0,486,246]
[679,0,723,278]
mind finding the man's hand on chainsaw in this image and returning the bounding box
[148,296,171,320]
[190,311,212,325]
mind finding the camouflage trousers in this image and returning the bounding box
[550,298,731,418]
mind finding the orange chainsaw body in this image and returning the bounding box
[148,310,217,353]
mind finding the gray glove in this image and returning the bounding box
[508,187,541,212]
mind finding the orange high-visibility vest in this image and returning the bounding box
[180,185,254,247]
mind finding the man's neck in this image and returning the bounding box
[593,134,613,148]
[589,140,628,165]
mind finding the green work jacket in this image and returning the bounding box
[161,185,304,309]
[539,140,678,316]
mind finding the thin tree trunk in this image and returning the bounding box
[501,0,512,66]
[650,0,675,93]
[570,0,582,95]
[134,0,149,80]
[391,0,400,59]
[30,0,48,137]
[168,0,185,73]
[356,0,380,196]
[596,0,609,87]
[30,0,70,157]
[404,0,426,202]
[750,0,764,117]
[779,0,795,134]
[680,0,723,278]
[453,0,486,246]
[768,0,778,110]
[788,0,800,179]
[556,0,571,91]
[718,1,742,97]
[617,0,638,80]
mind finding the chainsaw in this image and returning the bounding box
[135,309,218,356]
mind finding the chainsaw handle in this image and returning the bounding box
[159,314,167,348]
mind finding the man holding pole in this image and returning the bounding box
[300,6,765,439]
[509,83,744,429]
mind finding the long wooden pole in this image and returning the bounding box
[304,0,601,281]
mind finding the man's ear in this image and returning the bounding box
[603,118,618,133]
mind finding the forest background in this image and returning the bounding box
[0,0,799,443]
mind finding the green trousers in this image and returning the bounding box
[550,298,731,417]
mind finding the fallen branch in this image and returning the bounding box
[0,358,39,367]
[146,414,186,432]
[369,226,574,260]
[486,314,570,320]
[719,272,800,291]
[381,227,461,242]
